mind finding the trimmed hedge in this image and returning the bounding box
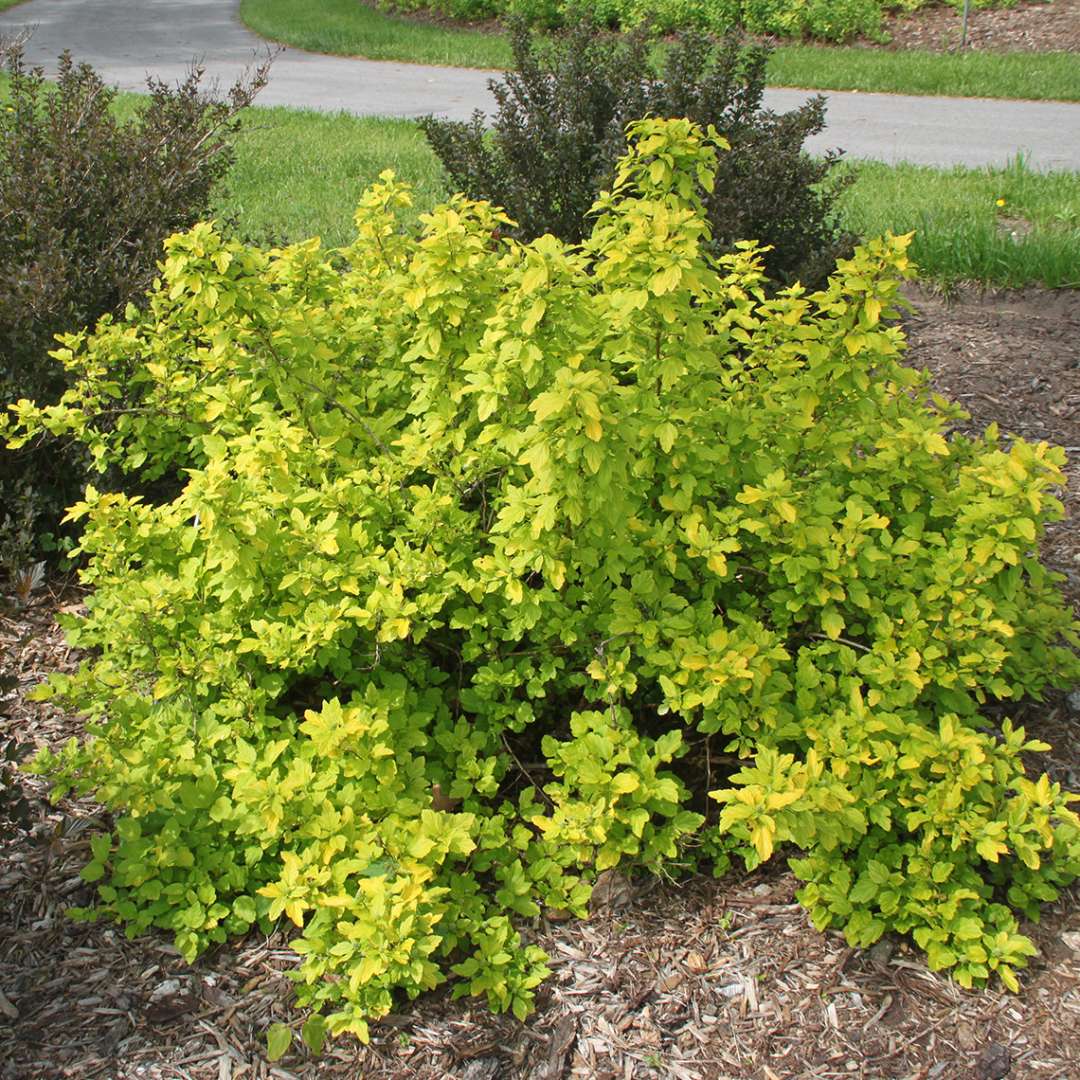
[380,0,1006,44]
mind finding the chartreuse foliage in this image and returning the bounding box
[7,120,1079,1042]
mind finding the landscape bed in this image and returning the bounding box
[1,6,1080,1077]
[2,281,1079,1079]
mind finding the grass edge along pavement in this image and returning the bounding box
[238,0,1080,102]
[52,84,1080,291]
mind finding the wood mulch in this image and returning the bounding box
[876,0,1080,56]
[2,283,1079,1079]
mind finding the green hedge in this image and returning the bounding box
[378,0,1001,43]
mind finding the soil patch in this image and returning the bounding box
[2,286,1079,1079]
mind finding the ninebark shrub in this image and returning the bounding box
[420,22,854,291]
[9,121,1079,1047]
[0,45,266,571]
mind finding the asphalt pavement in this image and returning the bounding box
[2,0,1079,170]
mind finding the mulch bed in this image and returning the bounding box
[877,0,1080,56]
[3,9,1080,1070]
[2,281,1079,1079]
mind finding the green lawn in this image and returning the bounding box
[214,107,446,248]
[239,0,1080,102]
[836,158,1080,289]
[240,0,512,70]
[767,44,1080,103]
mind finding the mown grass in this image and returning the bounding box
[767,45,1080,103]
[215,107,446,247]
[837,157,1080,289]
[239,0,512,69]
[239,0,1080,101]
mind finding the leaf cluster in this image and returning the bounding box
[8,120,1079,1044]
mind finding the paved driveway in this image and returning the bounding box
[2,0,1079,169]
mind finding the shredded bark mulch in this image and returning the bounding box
[2,285,1079,1079]
[876,0,1080,56]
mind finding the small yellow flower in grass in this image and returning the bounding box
[996,197,1007,207]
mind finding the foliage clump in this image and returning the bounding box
[8,120,1079,1046]
[420,21,853,290]
[0,43,265,572]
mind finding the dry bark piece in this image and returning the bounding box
[684,951,709,974]
[459,1057,502,1080]
[588,870,634,914]
[974,1041,1012,1080]
[535,1015,578,1080]
[867,936,897,970]
[430,782,460,812]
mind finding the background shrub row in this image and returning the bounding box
[379,0,1012,43]
[420,23,854,290]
